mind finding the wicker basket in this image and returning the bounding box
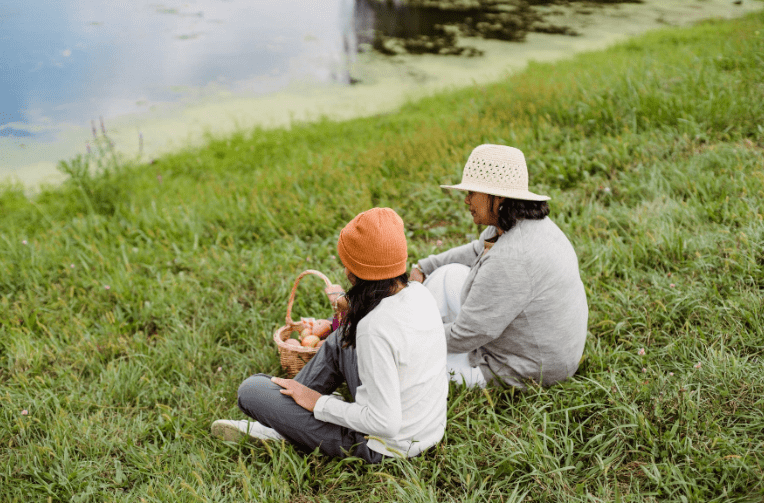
[273,269,334,378]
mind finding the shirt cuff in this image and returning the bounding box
[313,394,332,421]
[418,257,434,276]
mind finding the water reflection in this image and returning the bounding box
[1,0,356,177]
[3,0,357,129]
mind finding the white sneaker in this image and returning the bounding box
[211,419,285,442]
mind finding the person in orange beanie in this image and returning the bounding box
[212,208,448,463]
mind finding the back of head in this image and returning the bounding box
[336,207,409,347]
[337,207,408,281]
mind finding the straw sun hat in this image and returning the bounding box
[441,144,550,201]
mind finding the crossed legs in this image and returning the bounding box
[236,331,384,463]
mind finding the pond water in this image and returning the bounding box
[1,0,356,185]
[1,0,759,189]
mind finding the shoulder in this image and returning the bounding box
[404,282,444,313]
[484,219,561,270]
[377,282,439,318]
[359,283,441,334]
[493,218,580,276]
[498,218,568,246]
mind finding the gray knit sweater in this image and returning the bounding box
[418,218,588,388]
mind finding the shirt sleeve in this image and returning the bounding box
[313,327,402,438]
[445,252,533,354]
[418,227,497,275]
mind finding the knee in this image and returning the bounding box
[238,373,277,406]
[441,263,471,284]
[424,263,469,290]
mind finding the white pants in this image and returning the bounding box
[423,264,487,388]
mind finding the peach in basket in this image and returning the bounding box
[301,335,321,348]
[299,317,333,339]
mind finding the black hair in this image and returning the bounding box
[492,196,550,232]
[340,272,409,348]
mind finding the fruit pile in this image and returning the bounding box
[285,317,333,349]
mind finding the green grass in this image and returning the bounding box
[2,10,764,503]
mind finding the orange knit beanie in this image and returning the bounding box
[337,207,408,281]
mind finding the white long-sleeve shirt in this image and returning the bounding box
[313,282,448,457]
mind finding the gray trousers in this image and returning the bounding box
[237,331,385,463]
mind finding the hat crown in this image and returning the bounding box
[462,144,529,191]
[439,144,550,201]
[337,207,408,281]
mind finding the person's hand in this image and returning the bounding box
[410,267,425,283]
[324,284,348,313]
[271,377,321,412]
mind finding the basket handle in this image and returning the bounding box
[284,269,333,328]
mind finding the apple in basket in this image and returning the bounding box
[301,335,321,348]
[312,319,332,339]
[299,317,332,339]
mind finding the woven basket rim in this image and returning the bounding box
[273,325,320,354]
[273,269,333,357]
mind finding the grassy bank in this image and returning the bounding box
[2,9,763,503]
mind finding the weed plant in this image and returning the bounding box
[1,10,763,503]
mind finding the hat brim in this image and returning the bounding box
[440,182,550,202]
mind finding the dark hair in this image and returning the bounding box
[492,196,550,232]
[340,272,408,348]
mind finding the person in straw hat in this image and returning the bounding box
[212,207,447,463]
[409,144,588,389]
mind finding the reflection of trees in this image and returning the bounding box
[353,0,555,56]
[353,0,640,55]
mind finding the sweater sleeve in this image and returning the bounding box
[313,328,402,438]
[417,228,495,275]
[445,252,533,354]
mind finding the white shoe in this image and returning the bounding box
[211,419,285,442]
